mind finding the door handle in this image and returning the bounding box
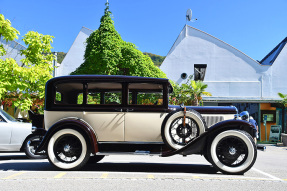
[126,109,134,112]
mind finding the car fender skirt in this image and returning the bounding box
[35,118,98,154]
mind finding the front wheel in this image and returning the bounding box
[47,129,90,170]
[207,130,257,174]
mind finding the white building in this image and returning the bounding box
[160,25,287,140]
[160,25,287,102]
[56,27,93,76]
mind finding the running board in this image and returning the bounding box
[96,150,160,156]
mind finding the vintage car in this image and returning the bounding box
[0,108,46,159]
[36,75,257,174]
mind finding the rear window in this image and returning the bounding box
[54,82,84,105]
[128,83,163,106]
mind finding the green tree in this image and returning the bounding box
[170,76,211,106]
[0,14,20,56]
[0,14,54,112]
[71,2,166,78]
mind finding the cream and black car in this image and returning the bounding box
[36,75,257,174]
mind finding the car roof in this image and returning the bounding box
[46,75,173,91]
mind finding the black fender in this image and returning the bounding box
[35,118,98,154]
[32,127,47,136]
[20,128,47,152]
[161,119,254,157]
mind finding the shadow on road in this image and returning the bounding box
[0,155,218,174]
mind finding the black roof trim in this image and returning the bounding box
[47,75,173,92]
[260,37,287,65]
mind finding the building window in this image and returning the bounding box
[194,64,207,81]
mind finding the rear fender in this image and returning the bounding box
[35,118,98,154]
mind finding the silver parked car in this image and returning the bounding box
[0,108,45,159]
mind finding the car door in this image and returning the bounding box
[83,82,125,141]
[124,83,168,142]
[0,115,12,150]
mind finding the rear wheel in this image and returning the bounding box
[207,130,257,174]
[47,129,90,170]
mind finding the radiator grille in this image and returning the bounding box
[203,116,224,128]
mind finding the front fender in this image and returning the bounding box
[35,118,98,154]
[207,119,255,137]
[161,119,255,157]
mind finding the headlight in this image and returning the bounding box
[234,114,240,120]
[32,126,37,133]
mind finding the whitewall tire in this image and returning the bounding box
[47,129,90,170]
[163,110,206,150]
[208,130,257,174]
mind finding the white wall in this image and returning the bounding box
[161,25,281,101]
[270,43,287,95]
[56,27,93,76]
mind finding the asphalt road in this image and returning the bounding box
[0,145,286,190]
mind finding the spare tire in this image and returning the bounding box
[162,109,206,150]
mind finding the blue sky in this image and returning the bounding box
[1,0,287,61]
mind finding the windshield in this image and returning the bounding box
[0,108,17,122]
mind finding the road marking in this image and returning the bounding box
[147,174,154,179]
[100,173,108,178]
[192,176,200,179]
[2,172,26,180]
[252,168,283,181]
[54,172,66,179]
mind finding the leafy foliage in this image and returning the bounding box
[0,14,54,112]
[71,3,166,78]
[0,14,20,56]
[278,93,287,107]
[169,76,211,106]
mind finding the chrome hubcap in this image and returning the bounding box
[229,147,236,155]
[64,145,71,152]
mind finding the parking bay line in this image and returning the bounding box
[2,172,26,180]
[54,172,67,179]
[252,167,283,181]
[100,173,108,179]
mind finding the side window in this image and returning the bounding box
[54,83,83,105]
[87,82,122,105]
[128,83,163,106]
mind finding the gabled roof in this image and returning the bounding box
[260,37,287,65]
[166,25,261,65]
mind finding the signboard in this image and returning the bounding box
[269,125,281,142]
